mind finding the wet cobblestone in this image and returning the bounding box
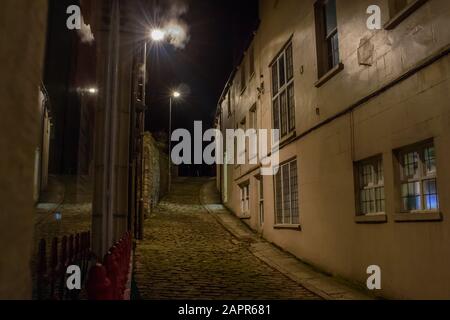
[134,178,320,300]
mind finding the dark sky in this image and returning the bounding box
[145,0,259,136]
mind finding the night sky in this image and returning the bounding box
[43,0,258,176]
[145,0,259,136]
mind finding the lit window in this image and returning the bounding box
[397,141,439,212]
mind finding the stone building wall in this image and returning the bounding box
[0,0,48,299]
[217,0,450,299]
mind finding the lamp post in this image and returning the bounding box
[169,91,181,193]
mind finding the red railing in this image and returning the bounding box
[86,232,132,300]
[36,231,91,300]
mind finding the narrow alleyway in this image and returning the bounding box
[133,178,321,300]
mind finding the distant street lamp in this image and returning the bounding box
[169,91,181,193]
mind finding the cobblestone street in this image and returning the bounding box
[134,178,321,300]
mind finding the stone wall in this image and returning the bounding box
[142,133,169,217]
[0,0,48,299]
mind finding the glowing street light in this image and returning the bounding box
[150,28,165,42]
[173,91,181,98]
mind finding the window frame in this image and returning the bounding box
[274,159,299,226]
[314,0,343,86]
[397,141,439,213]
[355,155,386,216]
[270,42,295,139]
[240,183,250,216]
[258,176,264,226]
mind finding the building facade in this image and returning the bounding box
[216,0,450,299]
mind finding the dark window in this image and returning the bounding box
[315,0,340,78]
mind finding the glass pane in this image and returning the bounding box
[423,179,439,210]
[403,151,419,179]
[286,45,294,80]
[424,146,436,175]
[425,195,439,211]
[375,187,385,213]
[272,63,279,96]
[287,84,295,132]
[360,163,373,187]
[273,97,280,130]
[279,55,286,88]
[401,182,421,211]
[259,179,264,199]
[275,170,283,224]
[324,0,337,37]
[328,32,340,69]
[377,159,384,184]
[280,91,288,137]
[290,161,299,224]
[282,164,291,224]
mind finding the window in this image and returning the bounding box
[240,60,246,93]
[227,90,232,117]
[249,46,255,78]
[271,43,295,138]
[397,141,439,212]
[258,176,264,226]
[275,159,299,225]
[249,105,258,162]
[240,184,250,215]
[356,156,385,215]
[239,118,247,162]
[314,0,340,78]
[386,0,428,29]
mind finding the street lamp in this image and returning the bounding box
[150,28,166,42]
[169,91,181,193]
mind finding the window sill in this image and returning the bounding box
[274,224,302,231]
[314,62,344,88]
[384,0,428,30]
[355,213,387,224]
[394,211,442,223]
[240,215,251,220]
